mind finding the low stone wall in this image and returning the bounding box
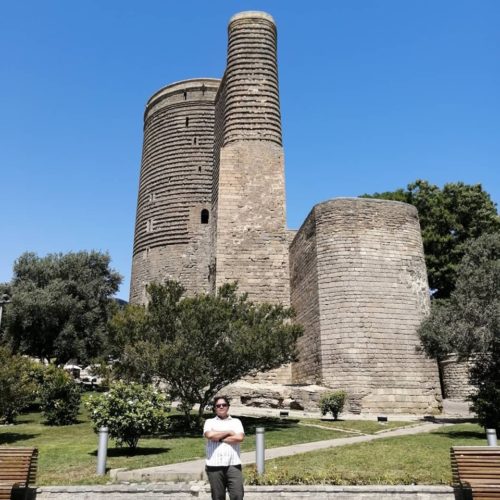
[36,483,456,499]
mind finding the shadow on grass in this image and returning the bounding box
[89,447,171,458]
[0,432,39,445]
[238,416,300,435]
[433,430,485,440]
[41,419,87,427]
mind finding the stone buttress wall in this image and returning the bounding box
[290,198,442,414]
[289,212,322,384]
[130,79,220,303]
[210,12,290,305]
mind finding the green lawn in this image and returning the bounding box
[0,408,348,485]
[245,423,485,485]
[1,405,484,486]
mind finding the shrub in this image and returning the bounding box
[319,390,347,420]
[85,382,171,448]
[0,347,37,423]
[40,365,81,425]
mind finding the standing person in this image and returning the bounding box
[203,396,245,500]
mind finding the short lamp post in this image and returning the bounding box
[0,294,11,330]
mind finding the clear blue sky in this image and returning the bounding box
[1,1,498,300]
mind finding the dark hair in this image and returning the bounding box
[213,395,230,407]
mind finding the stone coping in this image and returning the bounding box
[36,483,456,500]
[229,11,276,25]
[146,78,221,106]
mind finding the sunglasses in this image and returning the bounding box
[215,403,228,408]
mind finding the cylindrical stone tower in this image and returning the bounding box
[210,11,290,305]
[289,198,442,414]
[224,11,282,144]
[130,78,220,304]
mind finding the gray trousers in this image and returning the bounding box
[206,465,244,500]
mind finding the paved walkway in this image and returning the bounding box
[111,421,448,482]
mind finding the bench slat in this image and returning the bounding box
[451,446,500,498]
[0,446,38,499]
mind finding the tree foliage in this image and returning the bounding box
[112,281,303,422]
[0,347,38,423]
[419,232,500,429]
[363,180,499,298]
[86,382,171,448]
[39,365,82,425]
[2,251,122,364]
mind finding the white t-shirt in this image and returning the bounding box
[203,415,245,466]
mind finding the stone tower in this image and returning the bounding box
[289,198,441,414]
[210,12,290,304]
[130,79,220,303]
[129,12,445,414]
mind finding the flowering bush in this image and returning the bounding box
[0,347,38,423]
[40,365,81,425]
[85,382,171,448]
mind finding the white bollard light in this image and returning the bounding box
[256,427,265,476]
[97,426,109,475]
[486,428,497,446]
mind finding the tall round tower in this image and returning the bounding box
[130,78,220,304]
[210,11,290,305]
[224,11,282,144]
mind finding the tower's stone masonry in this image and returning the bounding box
[131,79,220,302]
[290,198,442,414]
[210,12,290,304]
[130,11,448,413]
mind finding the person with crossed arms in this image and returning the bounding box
[203,396,245,500]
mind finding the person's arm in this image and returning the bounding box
[204,430,234,442]
[219,419,244,444]
[220,432,244,444]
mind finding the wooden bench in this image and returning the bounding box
[0,447,38,500]
[451,446,500,499]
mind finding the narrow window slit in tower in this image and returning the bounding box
[183,91,187,100]
[193,137,198,145]
[185,117,189,127]
[198,166,202,172]
[201,209,209,224]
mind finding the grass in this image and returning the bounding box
[0,407,348,485]
[1,403,483,486]
[245,423,486,485]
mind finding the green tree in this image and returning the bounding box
[2,251,122,364]
[114,281,302,424]
[363,180,499,298]
[0,347,37,423]
[419,233,500,430]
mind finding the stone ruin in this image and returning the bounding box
[130,11,443,415]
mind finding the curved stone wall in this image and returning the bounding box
[224,12,282,145]
[440,354,474,400]
[130,78,220,303]
[290,198,442,414]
